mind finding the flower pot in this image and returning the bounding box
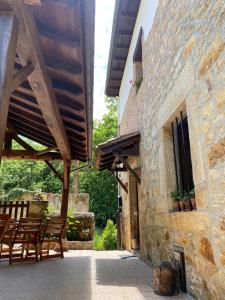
[179,200,184,211]
[183,199,192,211]
[172,201,180,212]
[191,197,196,210]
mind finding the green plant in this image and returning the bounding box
[66,211,91,241]
[189,188,195,198]
[102,219,117,250]
[93,228,104,250]
[135,77,143,91]
[170,191,180,202]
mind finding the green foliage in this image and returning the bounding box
[93,228,104,251]
[93,97,118,160]
[0,139,63,196]
[78,97,118,227]
[66,211,90,241]
[79,169,117,227]
[102,219,117,250]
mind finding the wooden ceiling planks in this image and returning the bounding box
[0,0,95,162]
[105,0,140,97]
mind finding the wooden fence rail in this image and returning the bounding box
[0,201,30,221]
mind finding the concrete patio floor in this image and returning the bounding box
[0,250,193,300]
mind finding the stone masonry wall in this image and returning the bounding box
[119,1,225,299]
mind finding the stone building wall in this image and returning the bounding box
[119,1,225,299]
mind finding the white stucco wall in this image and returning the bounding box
[118,0,159,123]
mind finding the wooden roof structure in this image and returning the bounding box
[0,0,95,218]
[0,0,95,162]
[96,132,141,193]
[105,0,140,97]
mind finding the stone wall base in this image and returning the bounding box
[67,241,93,250]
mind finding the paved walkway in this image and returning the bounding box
[0,250,193,300]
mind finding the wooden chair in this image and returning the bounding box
[18,218,42,260]
[0,215,18,263]
[0,215,11,259]
[39,219,66,260]
[3,218,42,264]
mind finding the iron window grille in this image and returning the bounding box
[171,112,194,193]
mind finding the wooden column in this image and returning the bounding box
[61,160,71,219]
[0,13,18,160]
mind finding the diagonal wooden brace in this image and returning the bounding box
[116,154,141,184]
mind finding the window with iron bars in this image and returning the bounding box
[171,112,194,193]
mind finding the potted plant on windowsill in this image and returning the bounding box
[178,190,184,211]
[170,191,180,212]
[189,188,196,210]
[183,191,192,211]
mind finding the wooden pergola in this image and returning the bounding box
[0,0,95,218]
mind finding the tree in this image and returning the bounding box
[78,97,118,227]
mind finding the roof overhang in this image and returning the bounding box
[0,0,95,162]
[96,132,140,171]
[105,0,140,97]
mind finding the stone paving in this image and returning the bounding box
[0,251,193,300]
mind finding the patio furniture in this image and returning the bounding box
[40,218,66,260]
[0,217,19,263]
[0,214,11,258]
[0,201,30,221]
[1,217,42,264]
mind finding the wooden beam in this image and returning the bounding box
[9,130,63,182]
[0,12,18,160]
[11,62,34,93]
[117,154,141,184]
[61,160,71,218]
[45,161,63,182]
[1,149,63,160]
[113,145,139,157]
[11,91,85,127]
[13,0,71,160]
[36,146,58,156]
[112,172,128,194]
[36,20,80,48]
[45,55,81,75]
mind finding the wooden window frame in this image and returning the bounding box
[171,112,194,193]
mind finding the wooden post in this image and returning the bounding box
[61,160,71,219]
[0,13,18,160]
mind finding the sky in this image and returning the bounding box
[94,0,115,120]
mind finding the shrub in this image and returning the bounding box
[66,211,90,241]
[93,228,104,251]
[102,219,117,250]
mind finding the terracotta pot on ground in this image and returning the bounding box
[183,199,192,211]
[191,197,196,210]
[179,200,184,211]
[172,201,180,212]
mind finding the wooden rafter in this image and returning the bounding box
[12,0,71,160]
[11,62,34,93]
[36,146,58,156]
[36,20,80,47]
[111,172,128,194]
[0,12,18,160]
[117,154,141,184]
[1,149,62,161]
